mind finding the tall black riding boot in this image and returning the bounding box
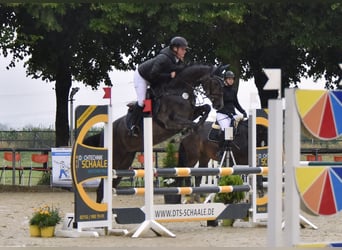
[216,131,226,160]
[128,103,144,137]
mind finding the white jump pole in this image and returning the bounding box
[267,99,283,247]
[106,104,113,231]
[130,89,175,238]
[248,109,258,223]
[283,88,300,246]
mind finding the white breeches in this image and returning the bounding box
[134,68,148,107]
[216,112,239,131]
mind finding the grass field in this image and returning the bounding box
[1,168,49,186]
[2,135,342,187]
[1,151,51,186]
[1,150,150,187]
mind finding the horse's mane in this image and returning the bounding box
[167,63,213,89]
[177,63,212,79]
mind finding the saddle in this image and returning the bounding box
[208,116,243,142]
[207,122,220,142]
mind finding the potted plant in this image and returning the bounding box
[213,175,246,226]
[162,140,181,204]
[29,204,62,237]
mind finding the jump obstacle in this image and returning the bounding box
[109,111,269,229]
[112,165,267,225]
[114,185,250,196]
[267,88,342,247]
[56,82,342,245]
[111,166,254,225]
[64,89,342,245]
[113,166,268,178]
[59,91,269,238]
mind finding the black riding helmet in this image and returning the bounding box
[170,36,190,49]
[224,70,235,79]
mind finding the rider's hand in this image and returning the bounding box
[170,71,176,78]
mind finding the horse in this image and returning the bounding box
[83,63,226,202]
[177,119,249,188]
[177,118,269,199]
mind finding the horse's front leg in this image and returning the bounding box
[168,104,211,130]
[192,104,211,129]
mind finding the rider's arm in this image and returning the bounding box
[233,90,247,116]
[150,54,174,82]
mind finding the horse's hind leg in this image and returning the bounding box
[96,179,104,203]
[96,177,122,203]
[194,164,209,188]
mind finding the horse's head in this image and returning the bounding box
[211,64,230,78]
[199,74,224,110]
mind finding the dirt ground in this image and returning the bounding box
[0,186,341,248]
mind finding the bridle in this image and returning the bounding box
[195,75,223,106]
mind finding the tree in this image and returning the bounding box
[172,3,341,106]
[239,3,342,105]
[1,2,341,144]
[0,3,246,145]
[156,3,341,106]
[0,4,138,146]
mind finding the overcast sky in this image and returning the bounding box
[1,56,325,130]
[0,57,137,129]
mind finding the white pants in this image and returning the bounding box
[134,68,149,107]
[216,112,239,131]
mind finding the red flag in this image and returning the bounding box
[103,87,111,99]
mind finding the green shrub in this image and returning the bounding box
[30,205,61,227]
[37,172,51,185]
[162,140,178,187]
[214,175,245,204]
[162,141,178,168]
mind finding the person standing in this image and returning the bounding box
[216,70,247,159]
[127,36,189,137]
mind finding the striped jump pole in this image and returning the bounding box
[113,166,268,178]
[300,161,342,166]
[114,185,250,195]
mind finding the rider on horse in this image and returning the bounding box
[216,70,247,159]
[127,36,190,137]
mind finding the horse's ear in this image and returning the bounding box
[212,64,230,77]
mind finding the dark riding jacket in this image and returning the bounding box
[138,47,185,88]
[217,85,246,116]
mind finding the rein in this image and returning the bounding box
[179,75,217,99]
[152,78,201,105]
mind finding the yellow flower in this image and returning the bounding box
[29,204,62,228]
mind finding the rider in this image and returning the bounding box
[128,36,189,137]
[216,70,247,159]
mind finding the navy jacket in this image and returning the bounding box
[217,85,246,116]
